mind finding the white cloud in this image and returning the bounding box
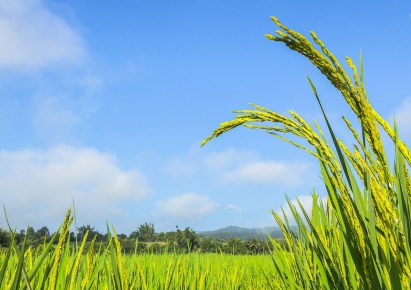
[392,97,411,135]
[202,148,315,187]
[165,158,197,177]
[226,203,242,212]
[204,148,258,171]
[156,192,217,219]
[223,160,313,187]
[35,96,81,127]
[32,95,98,140]
[0,0,85,71]
[0,0,102,141]
[275,195,327,225]
[0,145,149,229]
[80,75,104,94]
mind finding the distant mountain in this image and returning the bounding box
[198,226,284,240]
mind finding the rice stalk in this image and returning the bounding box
[203,16,411,289]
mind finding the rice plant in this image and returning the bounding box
[0,210,277,289]
[203,16,411,289]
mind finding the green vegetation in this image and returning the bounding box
[0,222,274,256]
[1,16,410,289]
[203,16,411,289]
[0,210,276,289]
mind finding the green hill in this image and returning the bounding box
[199,226,284,240]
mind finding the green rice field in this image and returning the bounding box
[0,211,278,289]
[0,250,276,289]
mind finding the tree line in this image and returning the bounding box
[0,222,277,255]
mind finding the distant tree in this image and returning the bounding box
[247,238,260,254]
[170,227,200,252]
[36,226,50,240]
[182,227,199,252]
[156,232,165,241]
[0,228,10,247]
[129,230,139,240]
[162,231,177,242]
[227,238,246,254]
[69,232,76,242]
[137,242,148,254]
[26,226,36,239]
[117,233,127,240]
[50,231,60,244]
[136,222,155,242]
[199,236,216,253]
[77,225,100,242]
[120,238,137,254]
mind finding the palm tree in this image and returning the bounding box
[247,238,260,254]
[76,225,98,242]
[137,222,155,242]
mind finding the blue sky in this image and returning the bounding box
[0,0,410,234]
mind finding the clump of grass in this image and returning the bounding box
[203,16,411,289]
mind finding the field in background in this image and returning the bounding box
[0,223,278,289]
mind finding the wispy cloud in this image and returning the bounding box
[166,148,316,187]
[0,145,149,229]
[275,195,327,225]
[164,158,197,178]
[34,96,82,126]
[0,0,86,71]
[392,97,411,135]
[204,148,258,171]
[32,95,98,141]
[156,192,217,219]
[226,203,242,212]
[222,160,312,186]
[0,0,103,142]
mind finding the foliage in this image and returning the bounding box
[0,210,277,289]
[0,222,274,256]
[0,229,10,247]
[76,225,102,242]
[129,222,155,242]
[202,16,411,289]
